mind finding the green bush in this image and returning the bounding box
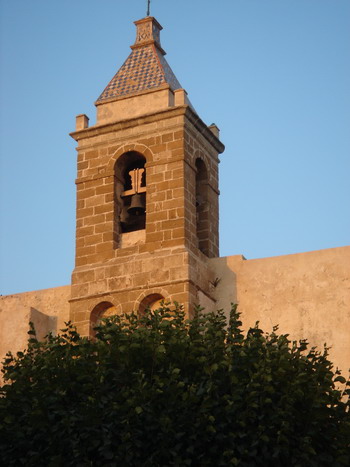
[1,304,349,466]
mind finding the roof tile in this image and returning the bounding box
[96,17,182,103]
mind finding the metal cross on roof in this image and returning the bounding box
[147,0,151,16]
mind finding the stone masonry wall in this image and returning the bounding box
[70,106,223,334]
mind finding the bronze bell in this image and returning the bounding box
[120,206,129,224]
[127,193,145,216]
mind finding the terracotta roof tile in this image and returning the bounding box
[96,17,182,103]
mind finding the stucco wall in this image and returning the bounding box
[0,285,70,374]
[1,246,349,378]
[210,246,350,374]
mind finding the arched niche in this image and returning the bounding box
[138,293,165,315]
[114,151,147,234]
[195,158,209,256]
[90,301,117,337]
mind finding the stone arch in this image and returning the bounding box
[108,144,154,243]
[106,143,154,173]
[190,148,216,188]
[115,151,147,233]
[134,288,170,315]
[189,148,207,169]
[89,300,121,337]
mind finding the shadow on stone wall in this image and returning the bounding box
[30,307,58,340]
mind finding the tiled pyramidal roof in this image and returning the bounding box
[97,17,183,102]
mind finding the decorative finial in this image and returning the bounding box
[132,16,165,54]
[147,0,151,17]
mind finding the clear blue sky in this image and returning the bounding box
[1,0,349,295]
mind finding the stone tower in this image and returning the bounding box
[69,16,225,336]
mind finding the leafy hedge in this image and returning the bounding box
[1,304,349,466]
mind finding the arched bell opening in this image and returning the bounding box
[90,301,117,337]
[138,293,165,316]
[195,158,210,256]
[114,152,146,235]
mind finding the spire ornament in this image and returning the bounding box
[147,0,151,17]
[96,15,187,104]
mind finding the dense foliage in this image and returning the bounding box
[1,304,349,466]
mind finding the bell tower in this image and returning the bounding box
[70,16,224,335]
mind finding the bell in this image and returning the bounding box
[127,193,145,216]
[120,207,129,224]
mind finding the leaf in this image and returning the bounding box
[334,375,346,384]
[1,304,349,466]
